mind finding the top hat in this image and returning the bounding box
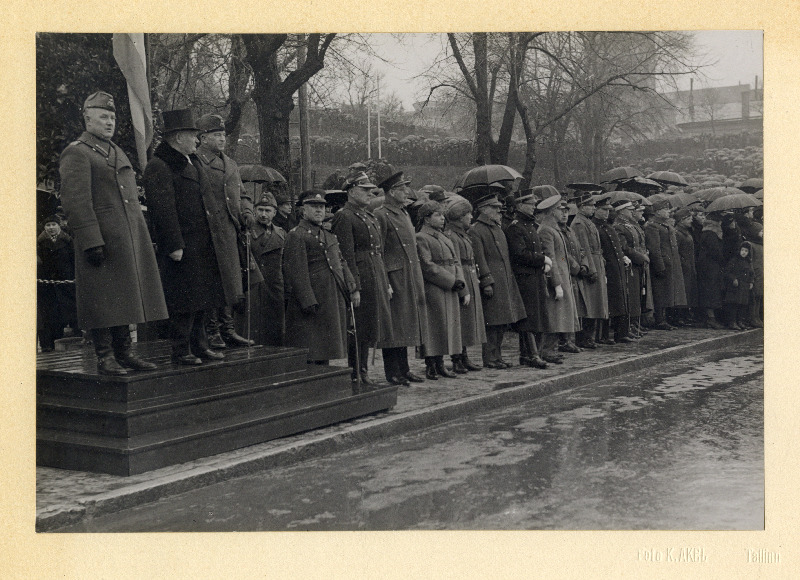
[162,109,198,134]
[83,91,116,112]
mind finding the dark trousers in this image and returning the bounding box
[382,346,410,381]
[518,331,539,360]
[206,306,235,337]
[539,332,559,357]
[348,338,370,376]
[577,318,597,345]
[482,325,506,364]
[171,310,210,357]
[91,325,131,359]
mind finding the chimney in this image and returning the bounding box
[742,88,751,120]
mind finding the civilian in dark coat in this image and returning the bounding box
[249,192,285,347]
[144,111,228,365]
[444,196,486,372]
[722,241,755,329]
[696,212,726,328]
[505,194,550,368]
[37,217,78,351]
[374,172,428,385]
[593,197,632,343]
[332,172,393,385]
[195,113,261,348]
[468,191,527,368]
[740,213,763,327]
[283,191,358,363]
[59,91,167,374]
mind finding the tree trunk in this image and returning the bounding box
[516,98,537,187]
[473,33,493,165]
[224,35,250,159]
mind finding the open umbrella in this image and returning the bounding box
[600,166,640,183]
[738,177,763,193]
[567,182,606,192]
[647,171,688,187]
[667,191,700,208]
[694,186,746,202]
[753,188,764,200]
[617,176,663,195]
[609,190,651,206]
[705,193,762,213]
[239,164,287,183]
[647,193,673,207]
[453,164,522,190]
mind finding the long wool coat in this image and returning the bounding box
[594,217,630,318]
[283,218,356,360]
[469,214,527,327]
[374,198,428,348]
[144,142,227,315]
[538,215,581,333]
[505,212,549,332]
[250,222,285,346]
[59,131,168,329]
[615,214,650,318]
[570,213,609,319]
[416,225,464,356]
[675,223,698,308]
[644,216,686,309]
[445,223,486,347]
[697,223,726,310]
[331,201,393,345]
[196,147,263,301]
[561,222,589,319]
[722,246,755,305]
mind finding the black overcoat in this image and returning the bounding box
[697,224,725,310]
[594,218,630,318]
[250,222,286,346]
[505,213,548,332]
[144,141,226,314]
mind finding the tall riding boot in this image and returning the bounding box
[114,325,157,371]
[92,326,128,375]
[705,308,724,329]
[425,357,438,380]
[435,355,457,378]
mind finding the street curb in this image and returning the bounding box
[37,329,760,531]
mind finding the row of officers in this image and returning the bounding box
[57,91,762,383]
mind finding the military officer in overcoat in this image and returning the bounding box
[250,192,286,346]
[644,199,685,330]
[613,199,651,337]
[505,193,550,369]
[331,172,393,385]
[195,113,262,348]
[144,109,229,365]
[283,190,358,364]
[593,195,632,343]
[466,184,527,368]
[374,172,428,386]
[59,91,168,375]
[570,194,608,348]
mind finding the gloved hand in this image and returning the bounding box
[482,285,494,298]
[554,285,564,300]
[85,246,105,267]
[241,212,256,230]
[578,265,590,279]
[460,293,471,307]
[733,279,739,287]
[350,290,361,308]
[588,272,598,284]
[302,303,319,316]
[452,280,466,292]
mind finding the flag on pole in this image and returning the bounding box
[113,33,153,170]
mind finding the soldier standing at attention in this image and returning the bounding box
[59,91,167,375]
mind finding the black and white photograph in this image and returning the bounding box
[32,30,766,535]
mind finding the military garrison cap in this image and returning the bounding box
[197,113,226,134]
[255,191,278,208]
[83,91,116,112]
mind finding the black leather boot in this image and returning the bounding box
[425,357,438,380]
[435,356,457,378]
[451,355,468,374]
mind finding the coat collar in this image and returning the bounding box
[154,141,192,173]
[420,224,442,237]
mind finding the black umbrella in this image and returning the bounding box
[239,164,287,183]
[600,166,640,183]
[453,164,522,190]
[567,182,607,192]
[647,171,688,187]
[705,193,762,213]
[738,177,763,194]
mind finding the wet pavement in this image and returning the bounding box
[54,341,763,532]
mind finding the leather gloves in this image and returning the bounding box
[482,285,494,298]
[451,280,466,292]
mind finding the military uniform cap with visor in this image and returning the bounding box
[296,189,329,206]
[83,91,116,112]
[611,199,633,211]
[377,171,412,192]
[343,171,377,190]
[255,191,278,208]
[536,193,563,211]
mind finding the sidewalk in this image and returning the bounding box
[36,327,762,531]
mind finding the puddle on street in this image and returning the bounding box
[57,344,763,532]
